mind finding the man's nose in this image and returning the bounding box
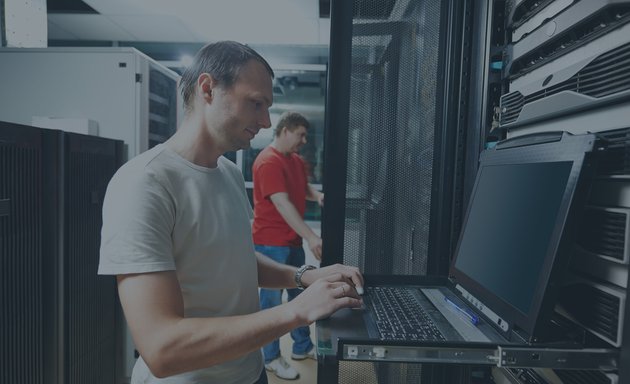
[259,110,271,128]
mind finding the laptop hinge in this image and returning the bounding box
[496,346,619,370]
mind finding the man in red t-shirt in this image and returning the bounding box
[252,111,324,380]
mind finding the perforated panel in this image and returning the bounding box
[342,0,444,276]
[0,126,44,384]
[64,133,120,384]
[339,361,423,384]
[338,361,474,383]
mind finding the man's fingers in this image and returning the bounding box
[332,283,361,300]
[323,273,344,283]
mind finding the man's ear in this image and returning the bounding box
[197,73,217,102]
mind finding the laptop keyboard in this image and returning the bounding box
[365,286,446,341]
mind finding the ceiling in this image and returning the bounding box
[45,0,334,66]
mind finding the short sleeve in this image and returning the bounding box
[98,170,175,275]
[255,161,288,199]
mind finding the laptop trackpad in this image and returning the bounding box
[421,288,491,342]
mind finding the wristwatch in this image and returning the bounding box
[294,264,317,290]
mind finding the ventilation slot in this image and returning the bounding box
[64,135,118,384]
[148,68,177,149]
[558,282,621,345]
[0,142,44,384]
[578,43,630,97]
[499,91,524,125]
[555,369,616,384]
[595,127,630,175]
[578,208,626,262]
[509,4,630,78]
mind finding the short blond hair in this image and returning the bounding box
[274,111,310,137]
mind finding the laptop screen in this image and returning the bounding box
[453,161,572,314]
[449,132,596,339]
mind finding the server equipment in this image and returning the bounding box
[0,120,124,384]
[0,47,180,161]
[501,1,630,129]
[320,0,630,382]
[0,47,181,382]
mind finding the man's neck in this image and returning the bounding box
[167,116,222,168]
[270,140,291,156]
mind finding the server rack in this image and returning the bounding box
[320,0,628,382]
[494,0,630,383]
[0,121,124,384]
[320,0,483,382]
[0,47,180,382]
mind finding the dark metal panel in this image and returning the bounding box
[426,0,475,276]
[321,0,354,266]
[63,132,121,384]
[0,122,54,384]
[462,0,495,212]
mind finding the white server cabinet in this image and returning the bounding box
[0,47,181,161]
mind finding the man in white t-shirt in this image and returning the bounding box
[98,41,364,384]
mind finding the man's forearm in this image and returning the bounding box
[117,272,305,378]
[270,195,319,243]
[138,302,302,377]
[256,251,298,288]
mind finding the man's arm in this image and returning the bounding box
[118,270,361,378]
[269,192,322,260]
[256,251,295,288]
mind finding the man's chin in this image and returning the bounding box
[239,141,252,150]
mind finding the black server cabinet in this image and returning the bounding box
[62,132,123,384]
[1,122,60,384]
[0,121,123,384]
[320,0,481,382]
[320,0,629,382]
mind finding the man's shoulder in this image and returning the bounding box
[253,146,282,168]
[109,145,181,191]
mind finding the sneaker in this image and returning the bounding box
[264,356,299,380]
[291,347,317,361]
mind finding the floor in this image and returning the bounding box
[267,221,320,384]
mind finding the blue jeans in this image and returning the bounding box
[256,245,314,363]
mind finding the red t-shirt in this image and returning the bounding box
[252,146,308,247]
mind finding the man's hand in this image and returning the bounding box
[316,192,324,207]
[306,235,323,261]
[300,264,364,295]
[287,273,363,324]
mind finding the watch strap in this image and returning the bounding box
[294,264,316,290]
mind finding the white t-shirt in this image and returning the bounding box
[98,144,263,384]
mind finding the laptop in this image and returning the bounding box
[317,131,604,364]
